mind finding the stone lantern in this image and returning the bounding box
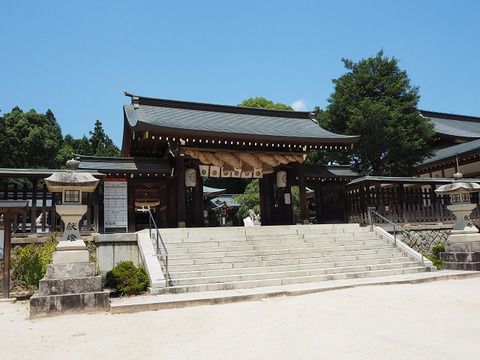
[435,172,480,270]
[44,158,99,262]
[30,159,109,317]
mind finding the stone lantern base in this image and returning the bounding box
[29,240,110,318]
[440,231,480,271]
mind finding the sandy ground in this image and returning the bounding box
[1,278,480,360]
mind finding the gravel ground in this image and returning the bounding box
[1,277,480,360]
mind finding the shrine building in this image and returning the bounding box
[77,92,359,232]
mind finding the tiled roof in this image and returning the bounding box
[304,165,359,179]
[420,110,480,139]
[123,95,359,145]
[420,139,480,167]
[76,155,171,174]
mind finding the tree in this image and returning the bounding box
[0,107,63,168]
[58,120,120,163]
[317,51,435,176]
[239,97,293,111]
[234,179,260,220]
[89,120,120,156]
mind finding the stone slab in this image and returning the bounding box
[46,262,95,279]
[30,290,110,318]
[56,239,87,251]
[446,238,480,252]
[442,262,480,271]
[38,276,102,295]
[53,249,89,264]
[440,251,480,263]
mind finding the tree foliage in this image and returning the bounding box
[58,120,120,164]
[239,97,293,111]
[0,107,120,169]
[234,179,261,220]
[0,107,63,168]
[316,51,435,176]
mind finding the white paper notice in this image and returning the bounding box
[104,178,128,229]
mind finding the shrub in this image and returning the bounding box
[426,242,445,270]
[105,261,149,296]
[432,243,445,259]
[11,234,58,290]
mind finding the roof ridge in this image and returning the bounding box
[420,109,480,123]
[125,92,312,119]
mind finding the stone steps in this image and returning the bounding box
[169,261,421,286]
[166,252,408,271]
[150,224,431,294]
[169,256,413,278]
[167,242,395,259]
[166,247,403,265]
[159,267,428,294]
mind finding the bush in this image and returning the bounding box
[432,243,445,259]
[105,261,148,296]
[11,234,58,290]
[426,242,445,270]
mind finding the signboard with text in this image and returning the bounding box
[104,177,128,230]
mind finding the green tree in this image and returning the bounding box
[234,179,261,220]
[89,120,120,156]
[58,121,120,163]
[0,107,63,168]
[317,51,435,176]
[239,97,294,111]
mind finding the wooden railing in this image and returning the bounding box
[1,183,99,234]
[346,185,480,224]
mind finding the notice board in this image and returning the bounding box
[104,177,128,231]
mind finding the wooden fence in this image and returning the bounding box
[346,184,480,224]
[1,182,98,234]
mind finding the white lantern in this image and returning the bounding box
[276,170,287,188]
[185,168,197,187]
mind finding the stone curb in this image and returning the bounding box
[110,271,480,314]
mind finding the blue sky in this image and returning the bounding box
[1,0,479,147]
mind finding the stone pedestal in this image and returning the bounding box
[30,239,110,318]
[440,231,480,271]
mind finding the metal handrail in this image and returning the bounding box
[367,207,398,246]
[138,207,169,287]
[367,207,425,265]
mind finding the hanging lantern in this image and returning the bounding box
[185,168,197,187]
[276,170,287,188]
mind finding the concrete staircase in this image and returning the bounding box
[154,224,432,294]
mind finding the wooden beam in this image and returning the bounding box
[2,214,12,298]
[297,164,309,224]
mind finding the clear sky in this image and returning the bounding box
[1,0,479,147]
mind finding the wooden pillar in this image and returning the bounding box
[22,184,27,233]
[42,183,47,232]
[314,183,322,223]
[93,186,100,232]
[297,164,309,224]
[176,156,186,227]
[31,179,37,233]
[2,214,12,298]
[259,175,272,225]
[194,167,204,227]
[127,180,135,232]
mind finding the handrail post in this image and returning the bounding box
[393,224,397,246]
[367,207,374,231]
[148,210,152,239]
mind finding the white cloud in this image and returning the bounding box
[291,99,307,111]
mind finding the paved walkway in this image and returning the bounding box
[1,276,480,359]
